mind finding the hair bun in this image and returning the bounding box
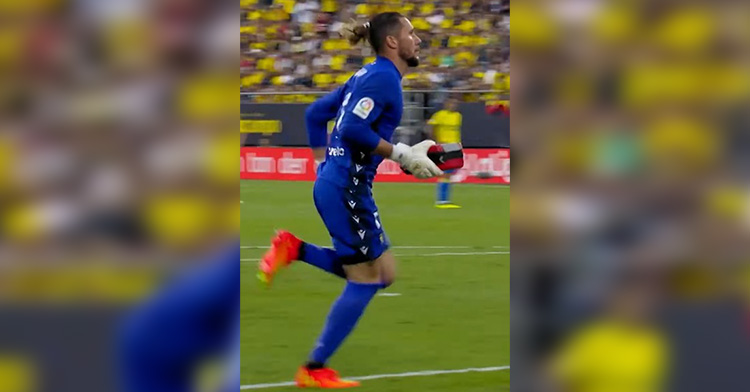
[341,20,371,46]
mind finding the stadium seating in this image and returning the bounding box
[241,0,510,102]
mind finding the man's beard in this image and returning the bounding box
[405,55,420,67]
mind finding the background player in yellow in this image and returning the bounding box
[427,97,462,208]
[546,277,668,392]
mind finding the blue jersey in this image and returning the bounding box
[306,56,403,188]
[304,57,401,263]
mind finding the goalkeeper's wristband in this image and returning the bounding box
[389,143,411,165]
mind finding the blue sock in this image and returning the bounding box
[299,243,346,279]
[445,182,452,202]
[309,281,380,365]
[437,182,449,202]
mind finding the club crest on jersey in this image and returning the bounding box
[352,97,374,119]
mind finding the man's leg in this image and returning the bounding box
[258,231,346,286]
[299,242,346,279]
[305,251,396,369]
[444,175,452,202]
[436,171,460,208]
[436,175,449,204]
[295,179,392,387]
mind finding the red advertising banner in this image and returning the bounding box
[241,147,509,184]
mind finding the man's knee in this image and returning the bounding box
[343,261,381,284]
[376,251,397,288]
[343,251,397,287]
[380,278,394,289]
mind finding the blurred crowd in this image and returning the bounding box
[511,1,750,391]
[240,0,510,102]
[0,0,238,272]
[1,0,238,390]
[0,0,239,331]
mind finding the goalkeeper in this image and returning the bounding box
[256,12,442,389]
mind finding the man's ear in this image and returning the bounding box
[385,35,398,50]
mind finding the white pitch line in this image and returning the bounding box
[240,251,507,262]
[396,245,508,248]
[242,245,506,250]
[395,251,509,257]
[240,365,509,390]
[377,292,402,297]
[240,381,294,389]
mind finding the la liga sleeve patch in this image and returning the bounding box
[352,97,375,119]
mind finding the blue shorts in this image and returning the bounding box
[313,178,390,264]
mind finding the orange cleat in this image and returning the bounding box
[257,230,302,287]
[295,366,360,388]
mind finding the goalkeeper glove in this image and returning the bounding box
[390,140,444,179]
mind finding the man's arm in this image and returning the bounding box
[336,75,442,179]
[373,139,445,179]
[372,139,394,158]
[339,125,441,180]
[312,147,326,164]
[305,86,345,151]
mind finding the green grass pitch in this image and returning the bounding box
[241,180,509,391]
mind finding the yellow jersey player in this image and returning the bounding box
[427,97,462,208]
[547,278,668,392]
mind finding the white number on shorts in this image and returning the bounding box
[374,212,382,229]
